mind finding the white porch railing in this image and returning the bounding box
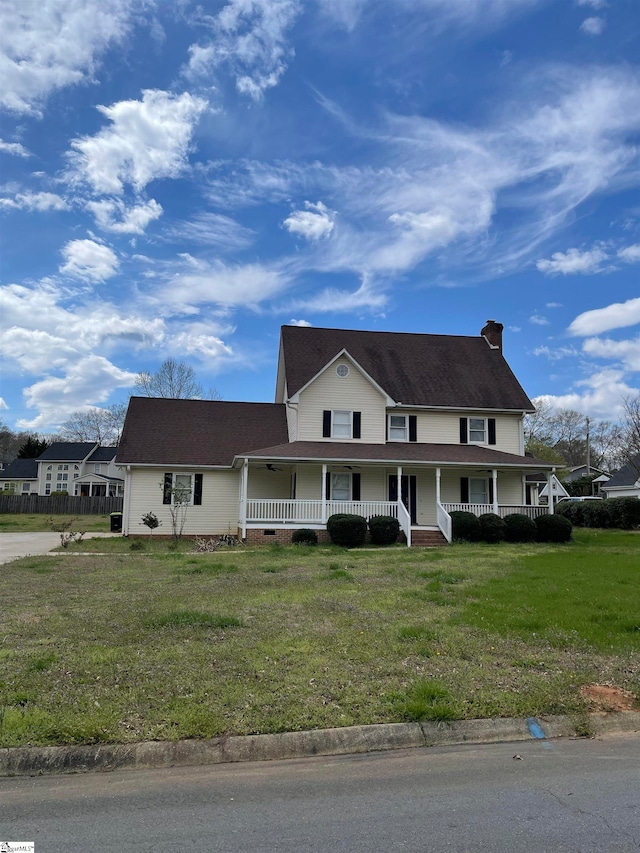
[437,501,452,543]
[397,500,411,547]
[442,503,549,520]
[246,499,399,525]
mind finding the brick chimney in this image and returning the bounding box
[481,319,503,351]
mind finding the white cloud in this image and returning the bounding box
[0,140,30,157]
[0,191,68,212]
[289,318,311,326]
[568,297,640,336]
[546,302,563,308]
[580,16,605,35]
[70,90,207,195]
[529,313,550,326]
[0,398,8,410]
[618,244,640,263]
[163,211,254,250]
[535,369,635,420]
[288,277,387,314]
[185,0,301,100]
[86,198,163,234]
[576,0,607,8]
[533,345,580,360]
[582,337,640,372]
[60,239,119,282]
[283,201,335,241]
[0,0,142,115]
[536,246,608,275]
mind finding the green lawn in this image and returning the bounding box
[0,513,111,532]
[1,529,638,747]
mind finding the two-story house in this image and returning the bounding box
[36,442,123,496]
[116,321,555,545]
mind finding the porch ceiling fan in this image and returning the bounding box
[256,463,283,471]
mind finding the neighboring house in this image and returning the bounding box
[1,458,39,494]
[563,464,610,496]
[601,455,640,500]
[117,321,555,545]
[36,442,124,496]
[525,471,570,504]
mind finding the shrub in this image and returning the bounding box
[556,501,586,526]
[581,501,611,529]
[450,511,481,542]
[503,513,537,543]
[368,515,400,545]
[535,513,572,543]
[291,528,318,546]
[606,497,640,530]
[478,513,505,544]
[327,513,367,547]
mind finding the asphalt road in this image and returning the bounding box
[2,736,639,852]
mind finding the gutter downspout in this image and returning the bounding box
[240,459,248,539]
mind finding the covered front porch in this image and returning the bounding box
[236,455,555,546]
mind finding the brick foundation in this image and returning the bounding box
[245,527,332,546]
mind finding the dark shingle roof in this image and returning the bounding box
[116,398,289,466]
[238,441,552,468]
[38,442,97,461]
[603,455,640,488]
[87,447,117,462]
[280,325,534,411]
[1,458,38,479]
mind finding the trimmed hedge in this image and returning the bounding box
[535,513,572,543]
[291,528,318,546]
[368,515,400,545]
[450,510,481,542]
[327,513,367,547]
[503,513,537,543]
[478,513,505,543]
[555,497,640,530]
[607,497,640,529]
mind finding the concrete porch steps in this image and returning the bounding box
[410,529,448,547]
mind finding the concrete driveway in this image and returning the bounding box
[0,532,117,565]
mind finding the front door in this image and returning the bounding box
[389,475,417,525]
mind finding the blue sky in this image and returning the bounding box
[1,0,639,433]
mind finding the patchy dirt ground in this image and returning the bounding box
[580,684,638,712]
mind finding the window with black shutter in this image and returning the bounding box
[409,415,417,442]
[194,473,203,506]
[353,411,361,439]
[163,473,172,504]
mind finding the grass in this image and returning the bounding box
[0,528,638,747]
[0,513,111,533]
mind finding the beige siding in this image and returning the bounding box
[296,464,323,499]
[285,398,298,442]
[297,357,387,443]
[248,467,291,499]
[399,411,522,454]
[126,467,240,535]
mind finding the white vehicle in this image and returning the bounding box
[556,496,603,503]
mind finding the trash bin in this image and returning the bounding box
[110,512,123,532]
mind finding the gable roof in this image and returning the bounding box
[116,398,289,467]
[602,455,640,489]
[38,442,97,461]
[280,325,534,411]
[87,446,117,462]
[1,458,39,479]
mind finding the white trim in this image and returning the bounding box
[388,413,409,442]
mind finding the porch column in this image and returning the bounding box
[492,469,498,514]
[240,458,249,538]
[547,469,555,514]
[322,463,328,523]
[435,467,441,505]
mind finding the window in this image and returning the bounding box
[162,473,203,505]
[469,477,488,504]
[63,464,69,471]
[4,482,16,493]
[57,464,63,471]
[460,417,496,445]
[322,410,362,439]
[45,484,51,495]
[94,464,102,473]
[387,414,417,442]
[325,471,361,501]
[22,483,30,492]
[46,473,52,481]
[57,473,63,481]
[336,364,349,377]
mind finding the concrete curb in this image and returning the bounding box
[2,711,639,776]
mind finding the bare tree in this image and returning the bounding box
[134,358,204,399]
[60,403,127,445]
[621,394,640,460]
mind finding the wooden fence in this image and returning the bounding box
[0,494,123,515]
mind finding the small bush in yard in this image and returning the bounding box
[327,513,367,547]
[581,501,611,529]
[478,513,505,543]
[368,515,400,545]
[503,513,537,543]
[607,497,640,530]
[450,511,480,542]
[291,528,318,546]
[535,513,572,543]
